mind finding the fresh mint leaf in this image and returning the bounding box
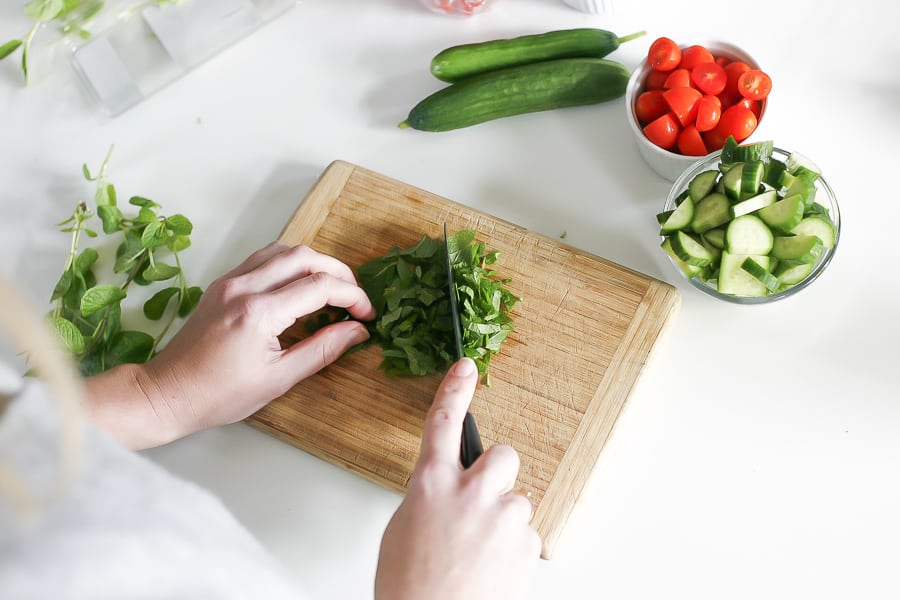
[0,40,22,60]
[143,286,179,320]
[95,181,116,206]
[140,221,166,249]
[104,330,153,367]
[165,214,193,236]
[177,286,203,318]
[128,196,160,209]
[75,247,99,274]
[166,234,191,252]
[48,315,85,354]
[80,284,125,317]
[25,0,65,23]
[51,269,74,302]
[97,204,121,234]
[82,163,94,181]
[114,230,145,273]
[142,262,180,282]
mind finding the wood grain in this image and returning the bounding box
[246,160,680,558]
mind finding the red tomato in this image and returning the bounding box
[662,86,702,127]
[737,69,772,100]
[635,90,669,124]
[715,55,731,67]
[677,125,708,157]
[643,112,680,149]
[717,104,757,142]
[694,95,722,132]
[679,45,715,70]
[648,37,681,72]
[644,68,669,90]
[735,97,763,120]
[663,68,692,89]
[723,61,751,96]
[717,90,741,110]
[691,62,727,96]
[702,127,728,152]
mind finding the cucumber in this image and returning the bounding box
[740,257,780,292]
[401,58,631,132]
[718,251,770,297]
[722,162,744,200]
[702,227,726,250]
[688,170,719,202]
[670,231,714,267]
[731,190,776,218]
[791,216,836,249]
[658,195,694,234]
[430,29,646,83]
[772,235,824,266]
[774,262,813,285]
[726,215,774,255]
[740,161,765,199]
[757,194,805,232]
[661,238,702,279]
[691,192,731,233]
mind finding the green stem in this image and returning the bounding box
[21,22,39,82]
[149,251,185,355]
[617,31,647,45]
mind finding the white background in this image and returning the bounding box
[1,0,899,598]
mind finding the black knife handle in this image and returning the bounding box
[460,411,484,469]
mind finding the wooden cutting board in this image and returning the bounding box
[246,160,680,558]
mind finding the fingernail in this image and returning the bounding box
[349,325,370,345]
[453,357,476,376]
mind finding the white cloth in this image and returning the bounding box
[0,376,306,600]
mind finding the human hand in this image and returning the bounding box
[86,242,374,449]
[374,358,541,600]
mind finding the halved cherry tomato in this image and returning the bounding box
[694,95,722,132]
[735,97,763,120]
[635,90,669,124]
[723,61,751,97]
[677,124,708,157]
[737,69,772,101]
[702,127,728,152]
[643,112,680,149]
[663,68,692,89]
[691,62,727,96]
[716,104,757,142]
[662,86,702,127]
[715,55,731,67]
[679,45,714,70]
[644,68,669,91]
[648,37,681,72]
[716,90,741,110]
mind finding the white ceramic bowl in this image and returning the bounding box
[625,41,767,182]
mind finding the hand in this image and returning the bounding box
[85,242,375,449]
[375,358,542,600]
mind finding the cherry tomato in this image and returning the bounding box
[694,95,722,132]
[702,127,728,152]
[644,68,669,91]
[737,69,772,101]
[691,62,727,96]
[643,112,680,149]
[679,45,715,70]
[715,55,731,67]
[648,37,681,72]
[663,68,692,89]
[677,124,708,157]
[716,104,757,142]
[662,86,702,127]
[635,90,669,124]
[717,90,741,110]
[735,97,763,120]
[723,61,751,97]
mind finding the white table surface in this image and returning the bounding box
[2,1,899,598]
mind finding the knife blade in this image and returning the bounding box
[444,223,484,469]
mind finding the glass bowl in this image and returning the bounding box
[662,147,841,304]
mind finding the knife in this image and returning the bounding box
[444,223,484,469]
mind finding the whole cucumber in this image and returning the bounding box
[430,28,645,83]
[401,58,631,132]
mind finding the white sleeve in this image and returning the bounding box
[0,375,309,600]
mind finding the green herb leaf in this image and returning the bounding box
[95,181,116,207]
[104,330,154,368]
[25,0,66,22]
[0,40,23,60]
[97,204,122,234]
[140,221,166,249]
[51,269,74,302]
[141,262,180,282]
[48,315,85,354]
[114,230,145,273]
[74,247,99,274]
[178,286,203,318]
[128,196,160,209]
[165,214,193,236]
[166,234,191,252]
[80,284,125,317]
[143,286,179,320]
[82,163,94,181]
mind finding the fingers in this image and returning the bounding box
[500,490,535,524]
[241,244,362,293]
[465,443,520,496]
[277,320,371,384]
[262,271,375,332]
[416,358,479,468]
[221,241,289,279]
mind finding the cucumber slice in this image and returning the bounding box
[656,209,673,225]
[757,194,806,232]
[718,251,770,297]
[722,162,744,201]
[726,215,774,254]
[740,161,765,199]
[791,216,836,250]
[720,136,740,163]
[659,195,694,234]
[731,190,777,218]
[661,238,703,278]
[774,262,813,285]
[691,192,731,233]
[785,176,816,207]
[670,231,714,267]
[772,235,824,266]
[763,158,787,188]
[786,151,821,177]
[740,257,780,292]
[689,170,719,202]
[732,140,774,164]
[778,170,797,191]
[702,227,726,250]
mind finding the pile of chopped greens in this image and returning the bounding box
[356,229,517,384]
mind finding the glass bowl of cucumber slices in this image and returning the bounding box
[658,137,840,304]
